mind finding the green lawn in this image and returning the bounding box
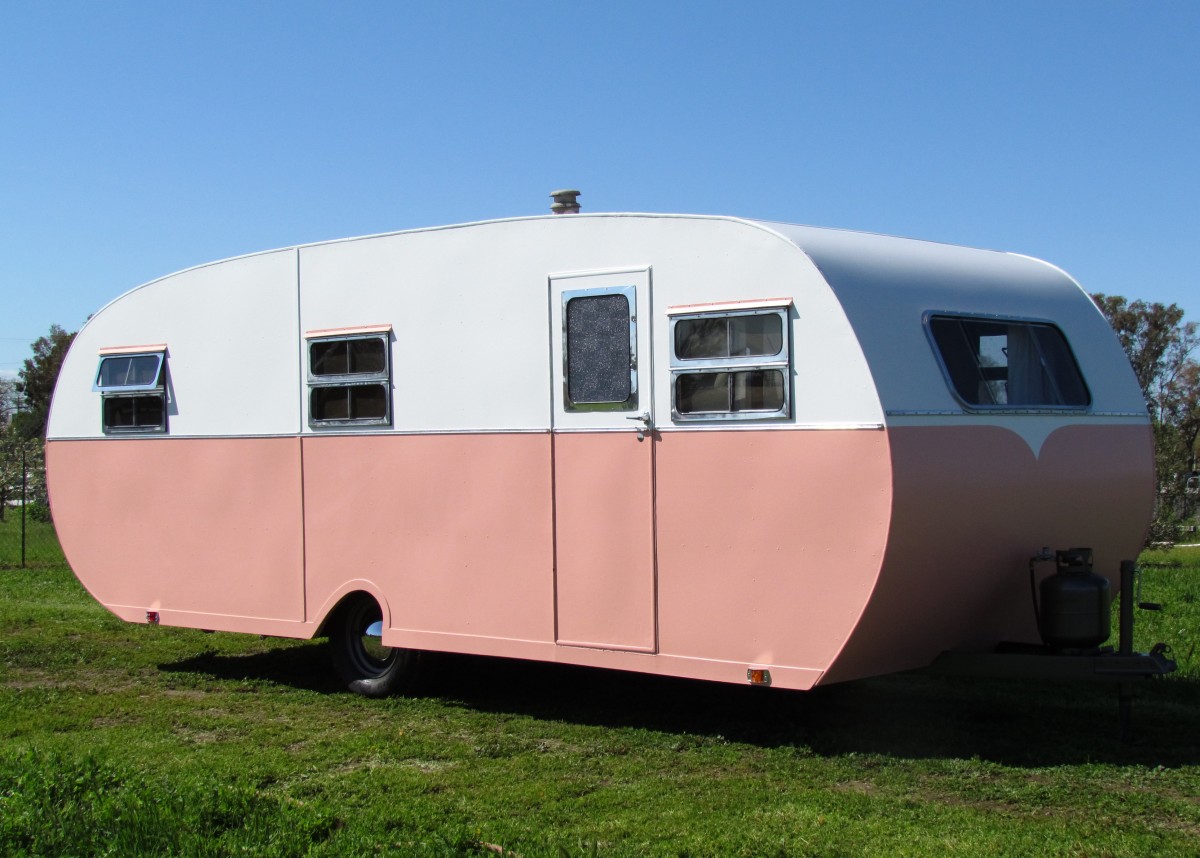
[0,557,1197,856]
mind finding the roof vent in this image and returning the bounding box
[550,189,581,215]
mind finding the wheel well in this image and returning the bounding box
[315,590,381,638]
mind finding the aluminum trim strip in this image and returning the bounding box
[305,323,393,338]
[666,297,793,315]
[97,344,167,355]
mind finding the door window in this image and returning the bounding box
[561,285,638,411]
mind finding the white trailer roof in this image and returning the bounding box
[756,220,1147,418]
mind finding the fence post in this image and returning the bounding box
[20,441,27,568]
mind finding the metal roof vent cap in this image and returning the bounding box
[550,189,581,214]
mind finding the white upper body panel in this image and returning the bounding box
[49,249,302,439]
[48,215,883,439]
[48,213,1141,442]
[294,215,881,434]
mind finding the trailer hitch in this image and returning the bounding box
[927,559,1177,742]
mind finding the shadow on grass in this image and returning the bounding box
[160,641,1200,768]
[161,642,345,696]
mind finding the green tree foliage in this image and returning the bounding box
[1092,294,1200,543]
[14,325,76,440]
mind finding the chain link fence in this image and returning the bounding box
[0,437,65,568]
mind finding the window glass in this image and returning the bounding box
[677,372,728,413]
[565,292,634,407]
[95,354,163,390]
[732,369,785,411]
[310,340,349,376]
[349,384,388,418]
[677,370,786,414]
[675,318,727,360]
[928,316,1089,408]
[310,384,389,422]
[675,314,783,359]
[103,395,165,432]
[310,337,387,377]
[311,387,350,421]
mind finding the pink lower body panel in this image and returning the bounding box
[822,422,1155,684]
[47,437,306,633]
[301,432,557,645]
[44,422,1149,692]
[653,428,893,685]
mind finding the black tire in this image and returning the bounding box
[329,596,419,697]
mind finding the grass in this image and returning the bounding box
[0,554,1198,856]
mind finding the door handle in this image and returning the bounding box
[626,411,652,441]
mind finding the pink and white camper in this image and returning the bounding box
[45,206,1156,696]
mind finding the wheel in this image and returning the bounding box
[329,596,419,697]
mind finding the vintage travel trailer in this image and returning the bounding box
[46,201,1159,696]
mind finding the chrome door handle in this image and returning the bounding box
[626,412,652,441]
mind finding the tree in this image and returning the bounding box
[1,327,74,523]
[1092,294,1200,543]
[0,375,15,428]
[14,324,76,439]
[0,376,16,520]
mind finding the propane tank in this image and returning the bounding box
[1038,548,1111,649]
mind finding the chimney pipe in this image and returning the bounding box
[550,189,581,214]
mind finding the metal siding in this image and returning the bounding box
[48,250,301,439]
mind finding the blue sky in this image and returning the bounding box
[2,1,1198,377]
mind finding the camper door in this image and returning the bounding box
[549,268,657,653]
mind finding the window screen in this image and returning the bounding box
[928,316,1090,408]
